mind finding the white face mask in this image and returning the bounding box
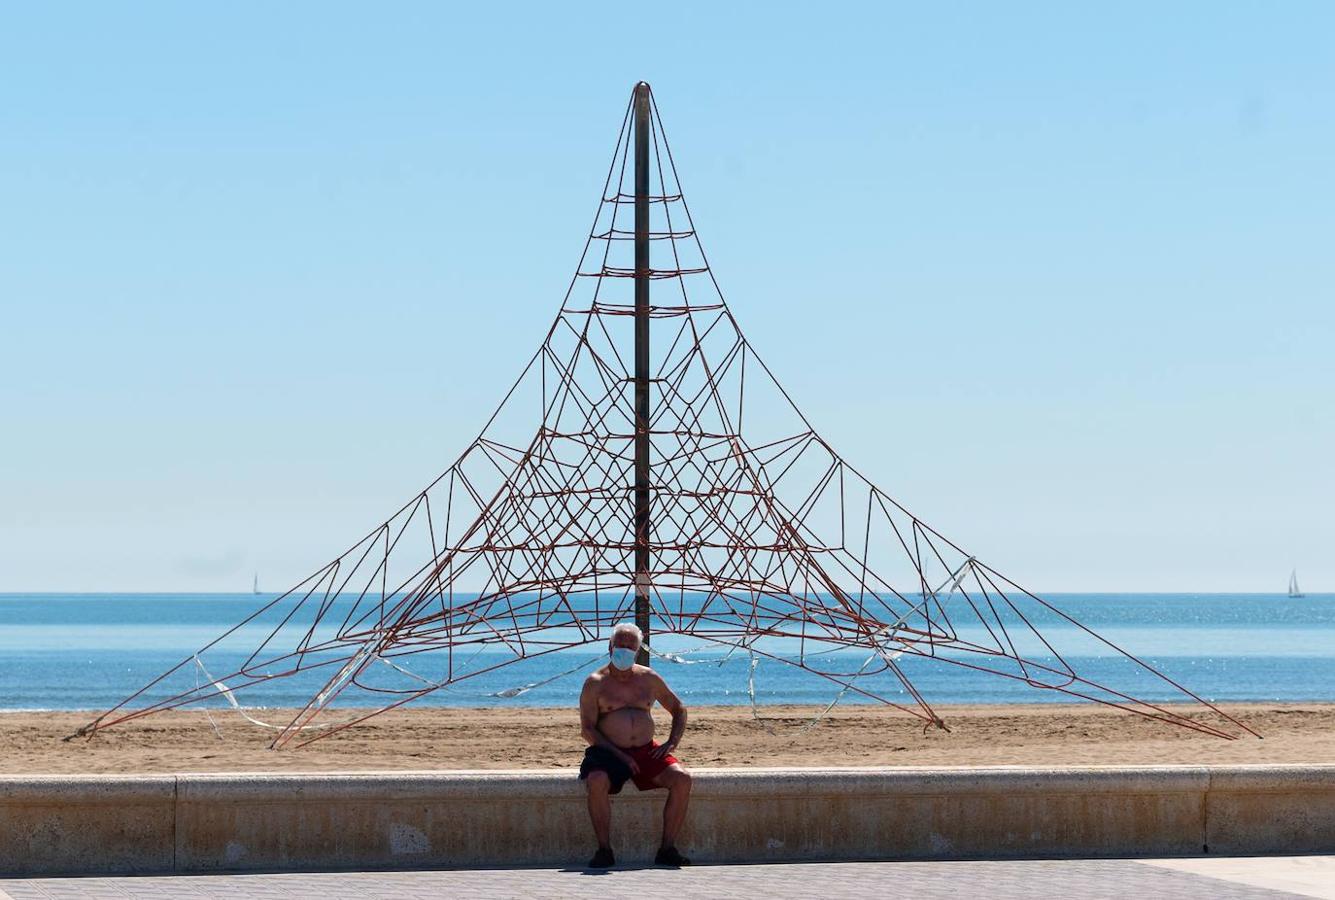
[609,647,637,670]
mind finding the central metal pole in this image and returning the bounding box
[633,82,652,665]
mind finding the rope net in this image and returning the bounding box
[75,86,1255,748]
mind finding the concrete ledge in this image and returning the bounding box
[1206,767,1335,855]
[0,776,176,875]
[1,766,1331,875]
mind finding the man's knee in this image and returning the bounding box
[666,765,692,791]
[585,770,611,794]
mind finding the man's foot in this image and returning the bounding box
[654,845,691,867]
[587,846,615,869]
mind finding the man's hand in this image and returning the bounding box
[620,750,641,775]
[650,741,676,760]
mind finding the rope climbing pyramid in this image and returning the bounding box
[76,84,1255,748]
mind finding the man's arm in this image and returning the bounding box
[579,675,640,773]
[650,671,687,759]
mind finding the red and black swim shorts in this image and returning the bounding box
[578,741,679,793]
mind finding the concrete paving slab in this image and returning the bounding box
[0,858,1311,899]
[1139,855,1335,899]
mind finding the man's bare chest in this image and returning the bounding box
[597,678,653,713]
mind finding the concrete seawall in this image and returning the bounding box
[2,766,1332,875]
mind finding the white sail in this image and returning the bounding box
[1289,569,1304,598]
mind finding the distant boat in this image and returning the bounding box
[1288,569,1305,599]
[252,573,260,595]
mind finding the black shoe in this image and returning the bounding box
[587,846,615,869]
[654,845,691,867]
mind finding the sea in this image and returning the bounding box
[1,593,1332,712]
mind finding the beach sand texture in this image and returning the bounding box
[4,703,1331,774]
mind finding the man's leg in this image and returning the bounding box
[584,769,613,850]
[653,764,692,851]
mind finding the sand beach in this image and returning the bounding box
[4,702,1330,775]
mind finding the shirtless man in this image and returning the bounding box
[578,622,692,869]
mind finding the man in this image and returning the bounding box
[578,622,692,869]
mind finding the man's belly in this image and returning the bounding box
[599,707,655,748]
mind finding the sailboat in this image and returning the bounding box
[1288,569,1305,599]
[252,573,260,596]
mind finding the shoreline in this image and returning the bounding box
[8,694,1335,715]
[4,702,1331,775]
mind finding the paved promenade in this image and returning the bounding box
[2,857,1332,900]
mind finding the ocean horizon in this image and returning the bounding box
[2,591,1332,713]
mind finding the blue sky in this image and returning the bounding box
[2,2,1331,592]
